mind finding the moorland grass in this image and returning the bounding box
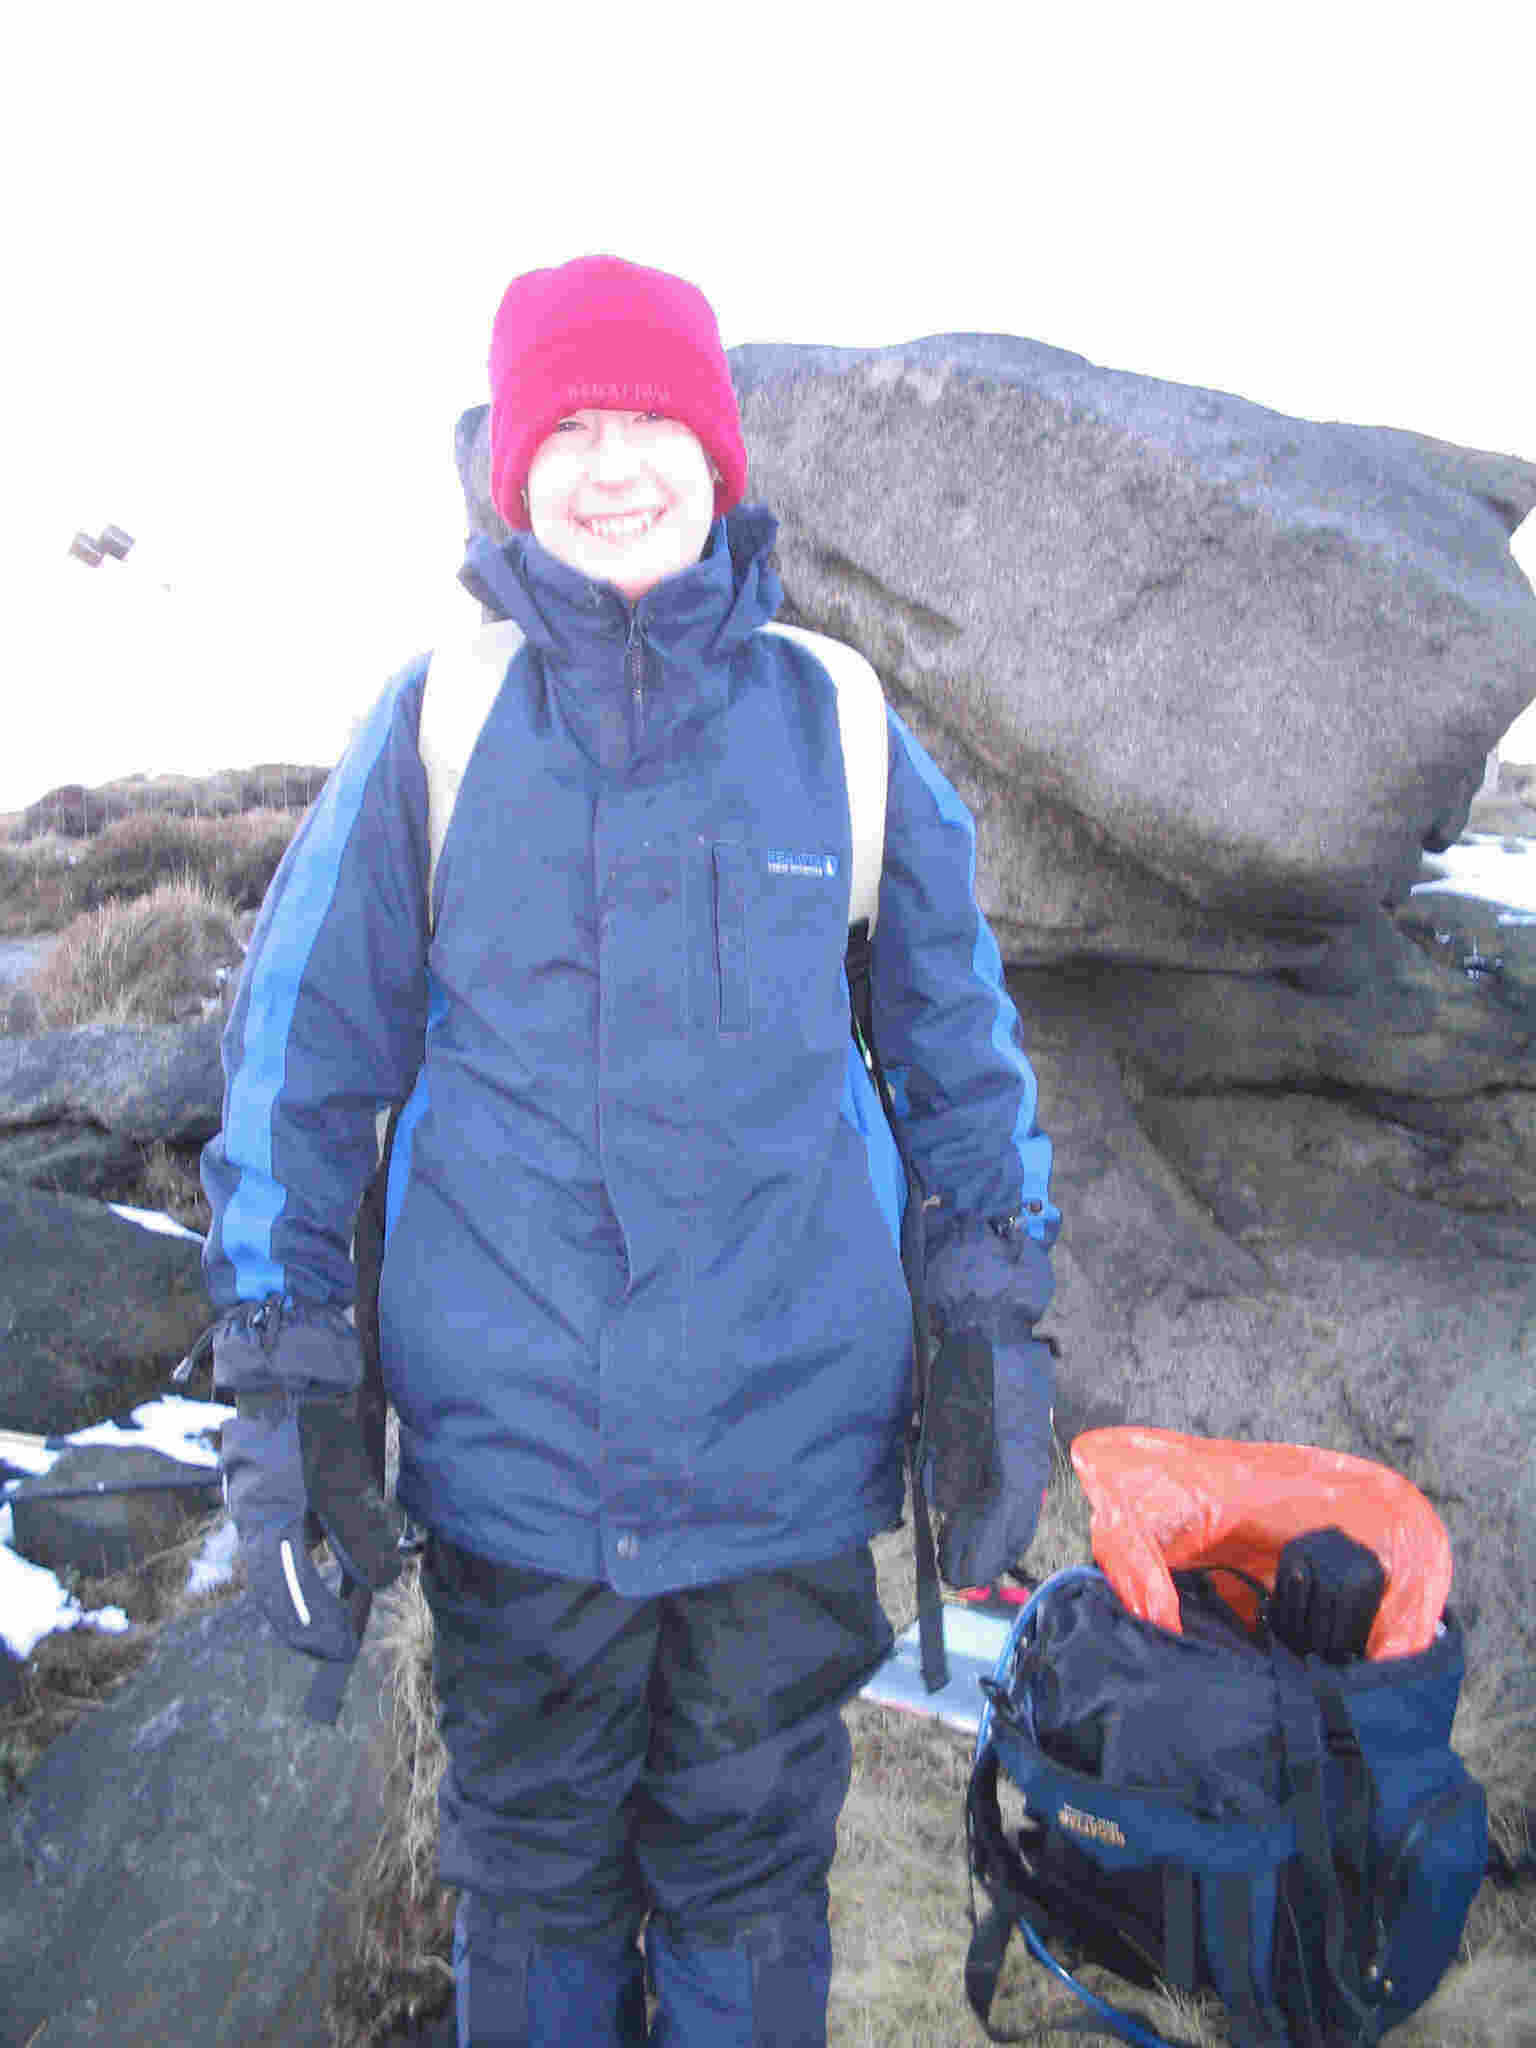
[133,1138,214,1235]
[70,808,296,915]
[23,879,244,1031]
[1,870,248,1224]
[0,808,296,936]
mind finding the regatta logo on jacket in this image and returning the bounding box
[765,850,840,882]
[1057,1803,1128,1850]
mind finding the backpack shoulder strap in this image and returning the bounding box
[762,625,948,1685]
[761,623,888,933]
[418,618,527,930]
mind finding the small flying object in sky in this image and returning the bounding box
[69,523,134,566]
[66,524,173,591]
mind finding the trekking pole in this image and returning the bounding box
[5,1474,220,1503]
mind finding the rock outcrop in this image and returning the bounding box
[729,338,1536,972]
[0,1012,223,1199]
[0,1015,223,1138]
[1012,969,1535,1679]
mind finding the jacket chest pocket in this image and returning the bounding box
[705,841,846,1045]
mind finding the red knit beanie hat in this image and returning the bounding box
[488,254,749,532]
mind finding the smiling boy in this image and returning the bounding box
[202,254,1058,2045]
[524,408,717,595]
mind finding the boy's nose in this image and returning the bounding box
[588,416,641,484]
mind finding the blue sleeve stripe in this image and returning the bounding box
[888,709,1057,1232]
[220,682,410,1299]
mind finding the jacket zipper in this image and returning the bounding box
[626,608,645,739]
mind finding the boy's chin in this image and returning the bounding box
[590,543,697,600]
[536,515,711,600]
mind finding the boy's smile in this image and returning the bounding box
[527,408,716,600]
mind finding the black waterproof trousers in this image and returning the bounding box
[424,1537,893,2046]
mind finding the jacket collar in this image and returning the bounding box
[459,505,782,683]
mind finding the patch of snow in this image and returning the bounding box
[57,1394,231,1470]
[186,1516,238,1597]
[1411,834,1535,915]
[2,1396,233,1660]
[107,1203,206,1244]
[0,1543,130,1659]
[0,1436,56,1477]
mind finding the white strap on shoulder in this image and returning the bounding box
[418,619,526,929]
[761,623,888,933]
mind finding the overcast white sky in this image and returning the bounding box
[4,1,1533,814]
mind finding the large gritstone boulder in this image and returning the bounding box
[726,335,1536,972]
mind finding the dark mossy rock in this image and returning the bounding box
[0,1183,208,1435]
[0,1594,398,2047]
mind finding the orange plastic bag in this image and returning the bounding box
[1070,1427,1452,1660]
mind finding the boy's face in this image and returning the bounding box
[526,409,716,600]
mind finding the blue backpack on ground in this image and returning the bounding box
[964,1566,1488,2046]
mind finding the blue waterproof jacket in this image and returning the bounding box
[202,509,1057,1593]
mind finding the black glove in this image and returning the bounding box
[215,1298,404,1661]
[923,1214,1056,1590]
